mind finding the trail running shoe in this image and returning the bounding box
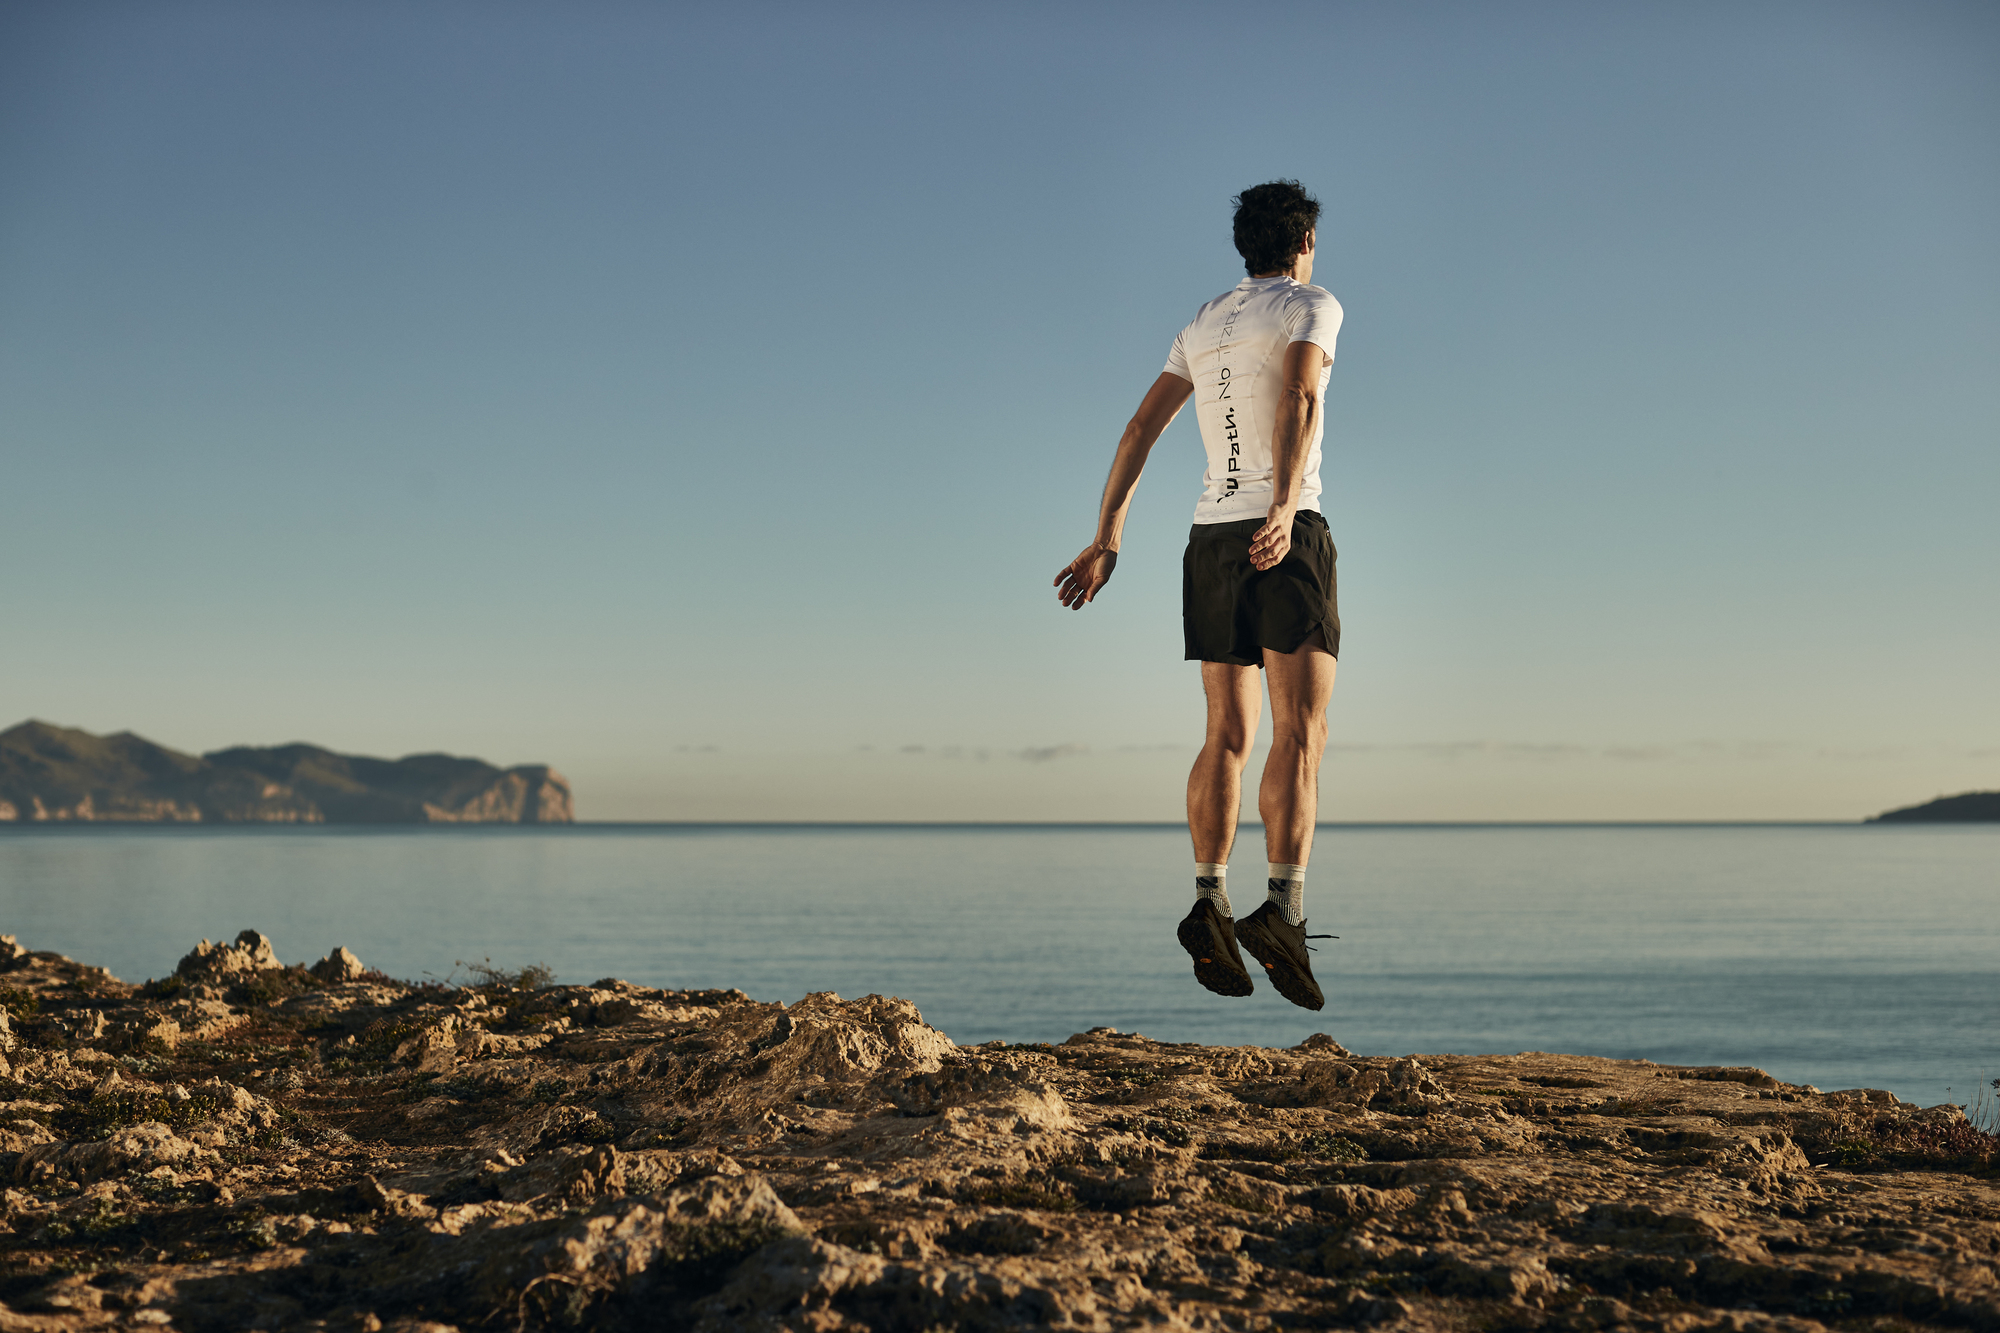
[1177,898,1254,997]
[1234,901,1335,1011]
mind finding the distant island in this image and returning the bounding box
[0,720,572,823]
[1869,790,2000,823]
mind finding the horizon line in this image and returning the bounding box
[0,818,1918,831]
[574,818,1880,829]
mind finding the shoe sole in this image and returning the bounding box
[1236,925,1325,1011]
[1177,913,1254,998]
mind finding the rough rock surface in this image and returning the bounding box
[0,931,1994,1332]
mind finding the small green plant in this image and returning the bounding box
[235,967,322,1007]
[435,1074,499,1101]
[626,1115,695,1150]
[1100,1068,1168,1087]
[1891,1117,1998,1172]
[959,1181,1078,1213]
[1971,1078,2000,1136]
[1299,1129,1366,1161]
[42,1197,130,1244]
[1211,1187,1273,1215]
[231,1211,281,1251]
[459,958,557,990]
[56,1090,232,1141]
[573,1115,619,1144]
[0,987,41,1020]
[357,1017,421,1054]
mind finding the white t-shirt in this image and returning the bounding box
[1163,275,1342,523]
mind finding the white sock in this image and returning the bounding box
[1194,862,1232,916]
[1267,862,1306,925]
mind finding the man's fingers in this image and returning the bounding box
[1055,545,1113,608]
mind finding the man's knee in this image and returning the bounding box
[1206,722,1258,760]
[1271,714,1329,755]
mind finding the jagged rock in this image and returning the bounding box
[394,1014,464,1072]
[312,946,368,983]
[891,1058,1075,1132]
[0,1114,59,1152]
[162,997,243,1042]
[761,991,955,1084]
[14,1122,217,1185]
[1296,1031,1354,1056]
[176,929,281,979]
[1288,1058,1386,1107]
[114,1012,183,1051]
[58,1008,109,1042]
[1384,1055,1453,1107]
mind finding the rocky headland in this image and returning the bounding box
[0,932,1995,1333]
[0,722,571,824]
[1870,793,2000,824]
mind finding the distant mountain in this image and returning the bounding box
[0,721,572,824]
[1868,791,2000,823]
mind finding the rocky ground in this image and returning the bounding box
[0,931,1995,1332]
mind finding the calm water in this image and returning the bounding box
[1,824,1994,1109]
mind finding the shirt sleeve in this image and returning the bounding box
[1286,289,1343,362]
[1163,324,1192,380]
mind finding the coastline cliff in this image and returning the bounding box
[0,721,572,824]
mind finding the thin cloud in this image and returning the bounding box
[1017,743,1089,763]
[1328,740,1814,763]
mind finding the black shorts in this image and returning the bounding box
[1182,510,1339,666]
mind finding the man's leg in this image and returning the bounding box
[1234,633,1336,1011]
[1259,633,1336,864]
[1187,662,1262,863]
[1178,661,1262,998]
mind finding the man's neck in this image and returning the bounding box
[1251,252,1313,283]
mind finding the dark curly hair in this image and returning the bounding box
[1232,180,1321,276]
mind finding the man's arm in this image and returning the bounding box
[1244,340,1330,572]
[1054,371,1193,610]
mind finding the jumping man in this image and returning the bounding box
[1054,180,1342,1011]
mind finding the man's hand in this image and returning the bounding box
[1054,544,1118,609]
[1247,506,1296,571]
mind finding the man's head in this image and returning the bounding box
[1233,180,1321,279]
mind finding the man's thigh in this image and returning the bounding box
[1262,634,1336,727]
[1200,661,1263,737]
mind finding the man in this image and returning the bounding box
[1054,180,1341,1011]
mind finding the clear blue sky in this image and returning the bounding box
[3,1,1994,820]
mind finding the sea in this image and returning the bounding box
[1,823,1994,1110]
